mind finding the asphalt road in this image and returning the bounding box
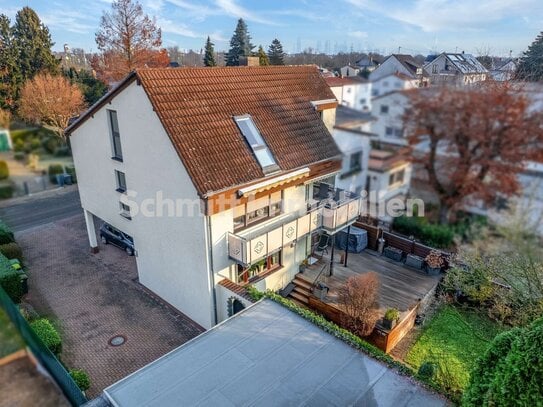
[0,189,82,233]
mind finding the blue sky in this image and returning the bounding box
[1,0,542,56]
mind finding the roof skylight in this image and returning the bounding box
[234,115,279,173]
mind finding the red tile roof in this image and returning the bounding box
[325,76,368,87]
[68,66,341,198]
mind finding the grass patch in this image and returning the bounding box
[0,308,24,358]
[405,305,504,394]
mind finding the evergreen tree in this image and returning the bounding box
[516,31,543,81]
[226,18,254,66]
[267,38,285,65]
[0,14,21,110]
[12,7,59,82]
[63,67,108,106]
[258,45,269,66]
[203,36,217,67]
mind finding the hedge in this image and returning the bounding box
[48,164,64,184]
[0,242,23,262]
[69,369,90,391]
[0,182,13,199]
[30,318,62,355]
[65,165,77,183]
[393,215,454,249]
[0,253,23,303]
[0,161,9,180]
[0,220,14,244]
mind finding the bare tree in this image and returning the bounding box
[19,73,86,139]
[338,272,380,336]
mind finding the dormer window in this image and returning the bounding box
[234,115,278,174]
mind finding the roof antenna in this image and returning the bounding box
[398,46,401,54]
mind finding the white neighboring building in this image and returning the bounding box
[490,59,518,81]
[371,90,410,146]
[369,54,428,84]
[371,73,421,98]
[66,66,362,329]
[340,64,360,77]
[325,76,372,112]
[424,52,488,86]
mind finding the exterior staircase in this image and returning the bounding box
[287,274,313,307]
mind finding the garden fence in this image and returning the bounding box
[0,286,87,406]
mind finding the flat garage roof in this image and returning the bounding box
[104,300,448,407]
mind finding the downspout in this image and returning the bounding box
[205,215,218,326]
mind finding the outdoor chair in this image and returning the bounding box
[313,233,330,258]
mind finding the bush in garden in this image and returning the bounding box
[0,268,23,303]
[0,183,13,199]
[13,152,25,161]
[42,136,60,154]
[13,138,25,152]
[54,146,71,157]
[30,318,62,355]
[0,242,23,262]
[69,369,91,392]
[65,165,77,183]
[418,362,436,381]
[48,164,64,184]
[0,160,9,180]
[30,138,41,151]
[0,220,14,244]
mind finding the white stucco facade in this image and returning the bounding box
[371,91,409,146]
[333,128,370,195]
[371,74,417,98]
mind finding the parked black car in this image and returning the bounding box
[99,223,135,256]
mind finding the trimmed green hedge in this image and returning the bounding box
[69,369,90,391]
[393,215,454,249]
[48,164,64,184]
[0,182,13,199]
[0,252,22,302]
[0,220,14,244]
[65,165,77,183]
[30,318,62,355]
[0,161,9,180]
[0,242,23,262]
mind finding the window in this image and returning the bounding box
[372,89,379,96]
[389,169,405,186]
[346,87,352,94]
[234,115,278,173]
[380,105,389,114]
[237,251,282,284]
[119,202,131,219]
[393,128,404,138]
[233,192,282,231]
[385,127,394,136]
[432,65,438,74]
[349,151,362,172]
[108,110,123,161]
[383,81,389,87]
[359,98,366,105]
[115,170,126,192]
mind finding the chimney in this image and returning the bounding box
[239,56,260,66]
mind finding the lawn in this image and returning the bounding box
[405,305,505,394]
[0,308,24,358]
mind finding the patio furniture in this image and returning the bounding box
[384,246,403,262]
[313,234,330,258]
[313,282,329,300]
[316,183,330,200]
[405,254,424,270]
[334,189,346,202]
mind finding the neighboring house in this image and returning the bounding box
[325,76,372,112]
[371,72,420,98]
[340,64,360,77]
[66,66,362,328]
[369,54,428,84]
[355,54,383,72]
[367,143,412,221]
[490,59,518,81]
[102,299,447,407]
[332,105,374,195]
[371,90,410,145]
[424,52,488,86]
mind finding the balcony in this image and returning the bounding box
[227,184,360,266]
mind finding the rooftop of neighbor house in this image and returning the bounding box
[335,105,375,128]
[368,146,410,172]
[66,66,342,198]
[325,76,368,87]
[103,299,448,407]
[385,54,428,77]
[429,53,488,74]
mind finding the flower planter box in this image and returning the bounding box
[384,246,403,262]
[426,266,441,276]
[405,254,424,270]
[382,318,397,330]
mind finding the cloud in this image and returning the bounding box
[157,18,201,38]
[165,0,217,21]
[349,30,368,39]
[215,0,277,25]
[209,30,229,43]
[41,10,95,34]
[345,0,542,32]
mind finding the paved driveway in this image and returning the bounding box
[17,215,204,398]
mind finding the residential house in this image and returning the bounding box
[490,58,518,81]
[325,76,372,112]
[369,54,428,84]
[66,66,362,329]
[332,105,374,195]
[371,90,410,145]
[340,64,360,77]
[424,52,488,86]
[371,72,421,98]
[355,54,383,72]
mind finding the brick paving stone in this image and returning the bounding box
[17,215,204,398]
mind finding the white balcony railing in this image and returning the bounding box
[227,193,361,266]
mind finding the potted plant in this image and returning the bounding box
[425,250,444,275]
[383,308,400,330]
[299,259,309,273]
[405,253,424,270]
[384,246,403,262]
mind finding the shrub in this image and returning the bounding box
[0,161,9,180]
[384,308,400,322]
[0,242,23,262]
[13,138,25,152]
[0,182,13,199]
[0,220,14,244]
[54,146,71,157]
[42,137,60,154]
[14,152,25,161]
[30,138,41,151]
[393,215,454,249]
[30,318,62,355]
[338,272,380,337]
[0,268,23,303]
[48,164,64,184]
[65,165,77,183]
[418,362,436,380]
[69,369,90,392]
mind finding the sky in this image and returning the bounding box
[0,0,542,57]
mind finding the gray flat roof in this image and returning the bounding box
[104,300,448,407]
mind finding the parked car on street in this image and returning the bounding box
[99,223,135,256]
